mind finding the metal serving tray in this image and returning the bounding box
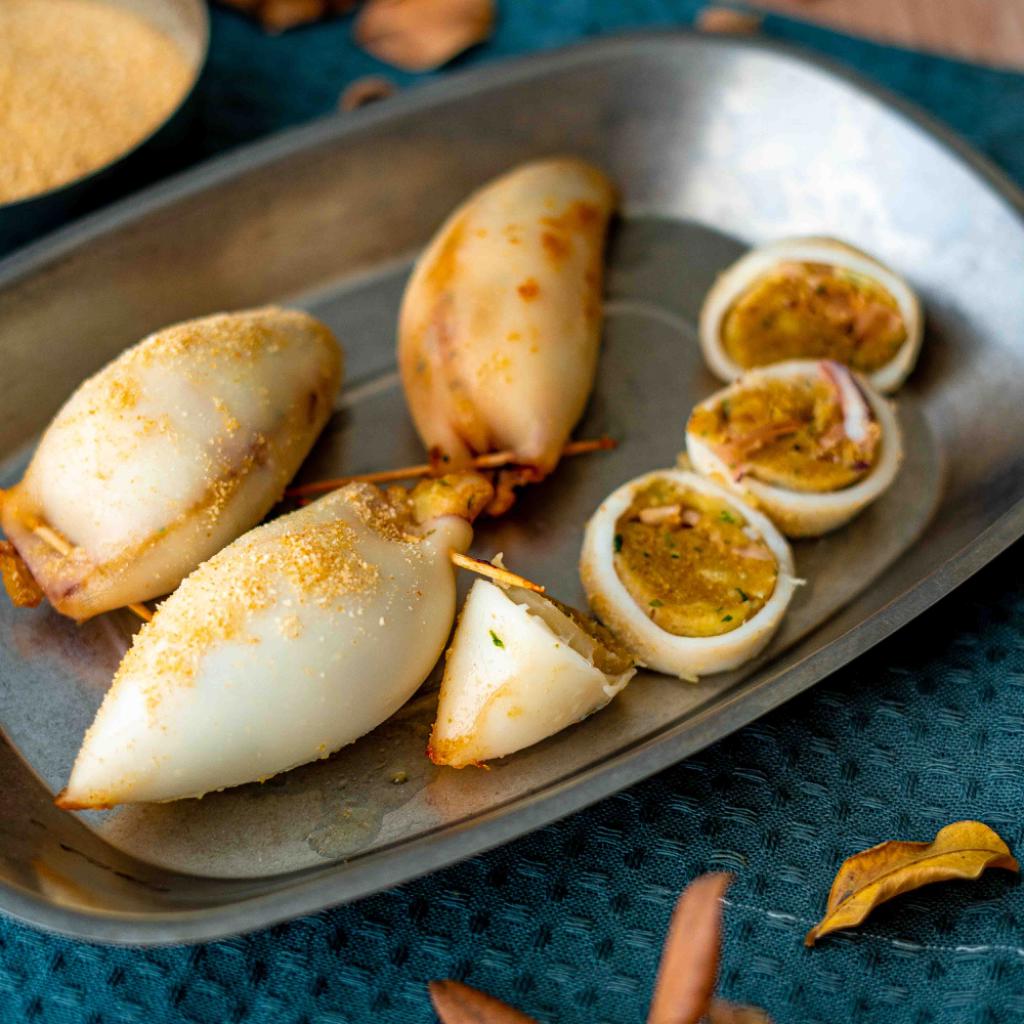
[1,32,1023,945]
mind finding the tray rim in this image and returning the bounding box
[2,28,1024,945]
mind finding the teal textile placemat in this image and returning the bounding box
[2,4,1023,1022]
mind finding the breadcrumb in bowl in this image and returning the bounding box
[0,0,208,253]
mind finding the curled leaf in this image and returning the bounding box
[648,872,732,1024]
[428,980,538,1024]
[0,540,43,608]
[426,875,770,1024]
[260,0,326,31]
[339,75,397,111]
[696,7,763,35]
[708,1001,773,1024]
[355,0,494,72]
[219,0,357,32]
[806,820,1019,946]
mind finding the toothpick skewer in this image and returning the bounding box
[31,524,74,559]
[18,432,568,623]
[449,552,545,593]
[31,525,153,622]
[30,529,539,618]
[285,436,617,498]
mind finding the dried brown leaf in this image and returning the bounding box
[708,999,773,1023]
[428,980,538,1024]
[355,0,494,72]
[806,820,1019,946]
[339,75,397,111]
[427,877,772,1024]
[0,540,43,608]
[259,0,328,31]
[647,872,732,1024]
[219,0,355,31]
[696,6,763,34]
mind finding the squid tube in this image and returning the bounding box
[0,307,342,620]
[399,157,616,513]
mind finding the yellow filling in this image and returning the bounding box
[721,262,906,374]
[613,480,778,637]
[688,375,880,492]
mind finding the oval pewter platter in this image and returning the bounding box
[1,32,1023,944]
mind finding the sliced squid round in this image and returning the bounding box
[0,307,342,620]
[580,470,796,680]
[699,237,922,393]
[398,157,616,513]
[429,580,635,767]
[686,359,903,537]
[57,474,493,809]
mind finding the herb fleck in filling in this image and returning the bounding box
[613,480,778,637]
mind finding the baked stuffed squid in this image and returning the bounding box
[580,470,797,680]
[57,474,493,809]
[399,157,616,513]
[0,307,342,620]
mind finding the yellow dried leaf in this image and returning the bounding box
[806,820,1019,946]
[354,0,494,72]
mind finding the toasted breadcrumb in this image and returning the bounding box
[0,0,193,203]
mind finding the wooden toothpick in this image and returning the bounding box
[31,524,153,622]
[31,527,544,618]
[285,436,617,498]
[449,552,545,593]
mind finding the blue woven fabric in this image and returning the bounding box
[2,4,1024,1022]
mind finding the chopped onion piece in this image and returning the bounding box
[820,360,872,443]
